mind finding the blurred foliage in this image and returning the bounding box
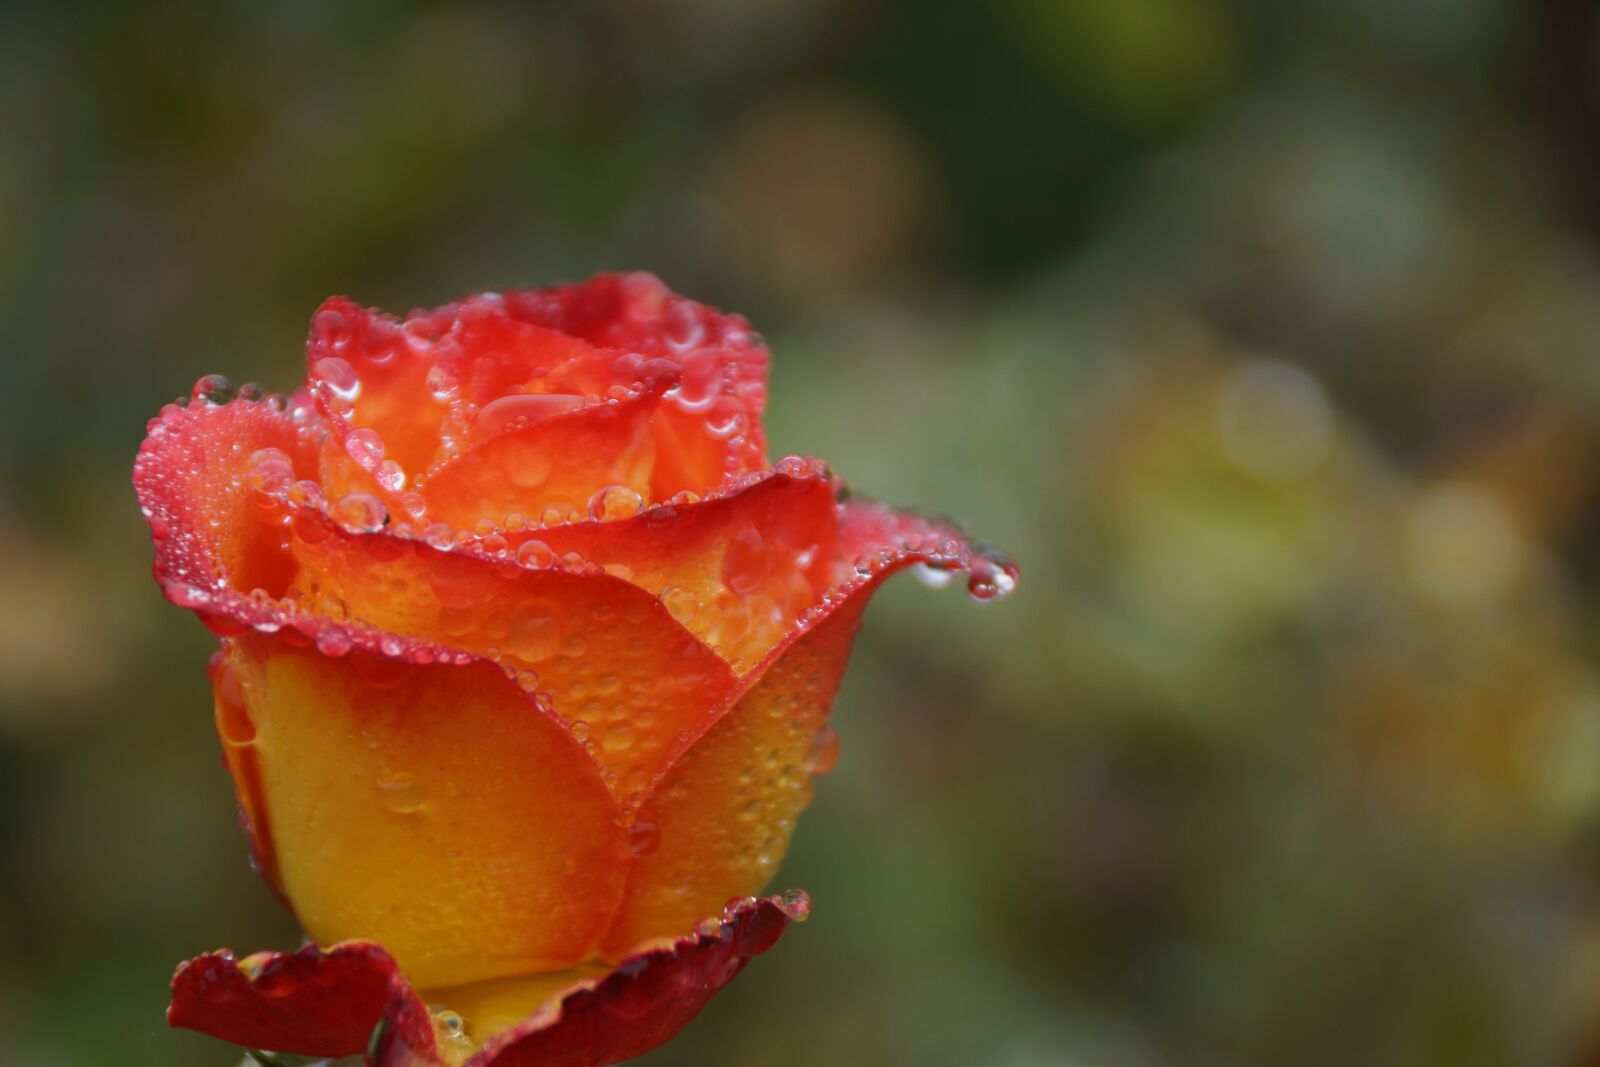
[3,0,1600,1064]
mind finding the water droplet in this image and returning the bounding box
[212,656,255,746]
[514,613,561,662]
[516,539,555,568]
[804,724,840,775]
[313,357,361,402]
[628,819,661,857]
[966,547,1019,602]
[330,492,388,534]
[721,524,768,594]
[589,485,643,522]
[345,427,385,467]
[661,585,699,625]
[426,365,457,402]
[191,374,236,405]
[508,453,552,489]
[316,629,353,657]
[663,302,704,350]
[913,561,958,589]
[602,722,635,753]
[376,772,424,814]
[476,393,586,437]
[375,459,407,492]
[672,350,722,412]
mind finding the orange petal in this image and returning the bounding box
[602,496,1016,954]
[167,940,428,1061]
[285,517,740,801]
[496,461,838,672]
[599,578,864,956]
[225,631,629,988]
[417,389,664,532]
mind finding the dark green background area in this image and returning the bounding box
[4,2,1600,1064]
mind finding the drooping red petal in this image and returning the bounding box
[167,940,431,1061]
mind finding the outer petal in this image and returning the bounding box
[602,497,1014,954]
[285,514,740,800]
[135,392,317,604]
[227,631,630,989]
[167,940,429,1061]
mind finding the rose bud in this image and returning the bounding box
[135,272,1016,1065]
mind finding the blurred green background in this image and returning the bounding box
[4,1,1600,1064]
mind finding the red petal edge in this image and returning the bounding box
[169,891,810,1067]
[167,940,421,1059]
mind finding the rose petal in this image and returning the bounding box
[167,940,426,1060]
[417,388,665,532]
[601,582,866,954]
[499,273,771,497]
[134,392,488,665]
[499,462,838,672]
[225,631,630,988]
[308,296,448,481]
[134,392,317,604]
[285,518,741,802]
[602,496,1013,952]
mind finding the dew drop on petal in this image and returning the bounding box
[191,374,236,405]
[313,357,361,402]
[628,819,661,857]
[661,585,699,625]
[804,724,840,776]
[475,393,586,437]
[376,772,423,814]
[330,492,388,534]
[316,629,354,657]
[589,485,643,522]
[602,722,635,753]
[966,546,1019,602]
[515,539,555,568]
[346,427,385,468]
[426,365,457,402]
[913,561,959,589]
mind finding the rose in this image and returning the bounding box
[135,272,1016,1066]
